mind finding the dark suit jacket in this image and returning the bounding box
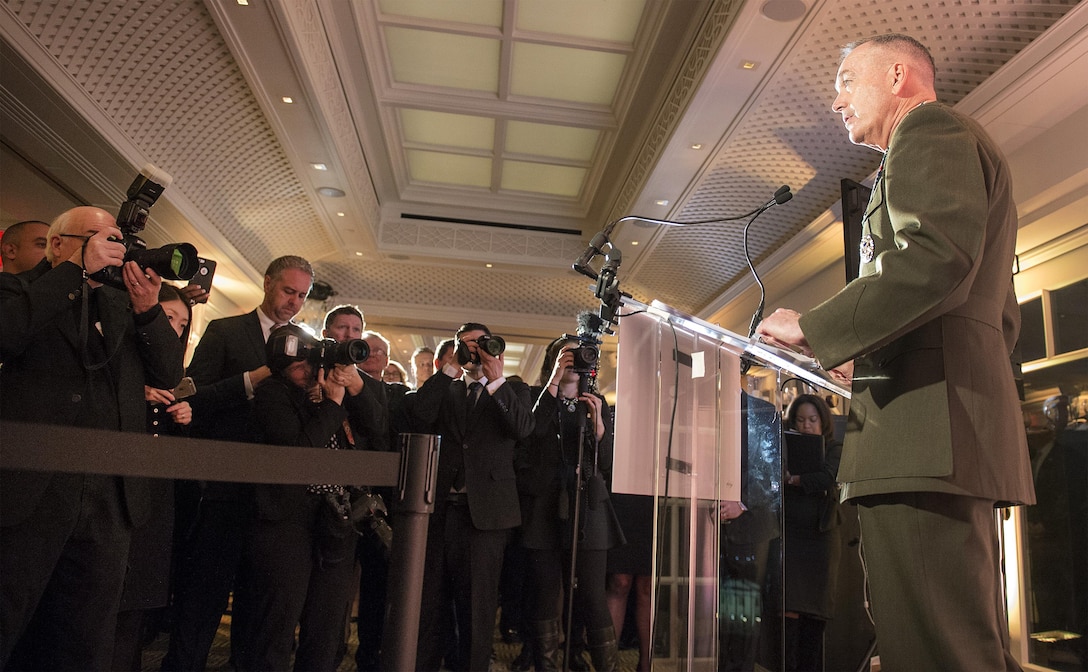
[0,260,184,526]
[800,103,1035,505]
[186,309,266,443]
[251,376,351,521]
[407,370,534,530]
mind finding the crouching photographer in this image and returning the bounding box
[232,324,382,672]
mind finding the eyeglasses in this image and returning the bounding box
[58,233,93,242]
[370,349,388,356]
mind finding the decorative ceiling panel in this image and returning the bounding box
[4,0,336,272]
[2,0,1080,361]
[630,0,1081,316]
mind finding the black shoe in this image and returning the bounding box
[510,644,533,671]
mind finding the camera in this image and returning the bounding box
[309,338,370,370]
[88,165,201,290]
[562,309,605,380]
[561,333,600,374]
[455,334,506,366]
[267,324,369,374]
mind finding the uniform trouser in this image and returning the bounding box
[856,492,1022,672]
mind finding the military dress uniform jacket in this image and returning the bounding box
[800,103,1035,505]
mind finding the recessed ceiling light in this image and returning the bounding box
[655,199,670,206]
[741,61,759,70]
[485,263,493,268]
[312,163,328,171]
[281,96,293,104]
[336,212,345,217]
[631,241,639,246]
[316,187,345,197]
[237,0,248,5]
[760,0,806,22]
[690,143,703,150]
[355,251,364,257]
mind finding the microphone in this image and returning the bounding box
[739,185,794,373]
[773,185,793,205]
[572,228,613,279]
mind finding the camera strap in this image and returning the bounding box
[78,274,123,372]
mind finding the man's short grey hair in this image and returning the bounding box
[264,255,314,282]
[842,33,936,81]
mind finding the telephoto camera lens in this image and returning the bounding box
[317,338,369,368]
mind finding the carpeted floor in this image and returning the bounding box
[139,614,642,671]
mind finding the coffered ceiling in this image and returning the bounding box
[2,0,1085,382]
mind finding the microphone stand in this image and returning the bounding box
[562,372,594,672]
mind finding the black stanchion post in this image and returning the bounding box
[380,433,440,672]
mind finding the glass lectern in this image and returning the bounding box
[612,299,849,671]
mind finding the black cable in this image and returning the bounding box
[648,320,682,665]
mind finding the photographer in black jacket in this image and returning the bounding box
[1,206,184,670]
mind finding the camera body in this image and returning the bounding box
[456,334,506,366]
[267,325,369,375]
[561,333,600,374]
[89,165,200,290]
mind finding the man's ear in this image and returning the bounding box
[0,241,14,261]
[889,62,908,94]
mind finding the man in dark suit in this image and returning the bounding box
[163,255,313,671]
[756,34,1035,671]
[0,206,184,669]
[408,322,534,672]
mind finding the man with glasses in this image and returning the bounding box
[1,206,184,669]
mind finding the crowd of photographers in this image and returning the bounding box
[1,205,626,672]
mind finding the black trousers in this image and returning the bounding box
[1,473,131,671]
[232,496,358,672]
[415,503,510,672]
[161,497,250,671]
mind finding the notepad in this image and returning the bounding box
[784,430,825,475]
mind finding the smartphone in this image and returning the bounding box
[172,376,197,400]
[189,257,216,295]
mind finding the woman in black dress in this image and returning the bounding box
[781,394,843,671]
[521,336,625,671]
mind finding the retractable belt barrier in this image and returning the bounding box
[0,421,401,487]
[0,421,440,672]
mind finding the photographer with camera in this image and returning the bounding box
[406,322,534,672]
[521,328,625,672]
[317,306,395,671]
[225,324,368,671]
[1,206,185,670]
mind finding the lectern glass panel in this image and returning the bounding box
[613,300,847,671]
